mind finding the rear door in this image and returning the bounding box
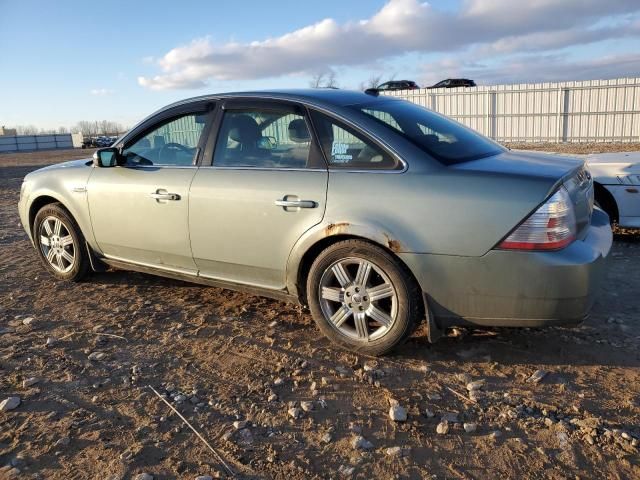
[87,103,214,272]
[189,100,328,289]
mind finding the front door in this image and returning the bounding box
[189,101,328,289]
[87,108,211,273]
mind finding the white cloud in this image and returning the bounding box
[138,0,640,90]
[90,88,114,96]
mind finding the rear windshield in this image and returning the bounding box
[349,100,504,165]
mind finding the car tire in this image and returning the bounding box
[306,239,422,356]
[33,203,90,282]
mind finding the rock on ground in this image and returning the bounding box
[352,435,374,450]
[0,397,21,411]
[527,369,548,383]
[463,422,478,433]
[23,377,39,388]
[134,474,154,480]
[389,404,407,422]
[436,421,449,434]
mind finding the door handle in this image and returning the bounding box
[275,199,317,209]
[149,192,181,201]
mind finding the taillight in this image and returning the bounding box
[498,187,577,251]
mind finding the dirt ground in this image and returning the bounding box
[504,142,640,155]
[1,148,639,480]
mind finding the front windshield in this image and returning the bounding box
[350,100,504,165]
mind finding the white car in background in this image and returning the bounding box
[585,152,640,228]
[520,150,640,228]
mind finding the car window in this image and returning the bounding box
[213,109,312,168]
[123,112,207,166]
[310,110,398,170]
[351,99,504,165]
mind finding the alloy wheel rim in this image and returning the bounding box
[39,216,75,273]
[318,257,398,342]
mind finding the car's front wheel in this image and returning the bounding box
[306,240,422,356]
[33,203,89,282]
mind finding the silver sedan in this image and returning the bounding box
[18,89,613,355]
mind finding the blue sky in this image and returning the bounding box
[1,0,639,130]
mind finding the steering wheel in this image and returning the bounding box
[158,143,193,164]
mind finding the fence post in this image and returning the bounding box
[490,90,497,140]
[484,89,497,139]
[556,86,569,143]
[561,88,570,142]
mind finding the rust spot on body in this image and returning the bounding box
[388,239,402,252]
[325,222,350,235]
[383,233,403,252]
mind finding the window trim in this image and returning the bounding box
[116,102,215,168]
[192,95,407,173]
[202,99,327,171]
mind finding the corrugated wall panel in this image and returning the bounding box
[387,77,640,142]
[0,133,74,153]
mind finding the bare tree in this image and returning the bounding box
[14,125,39,135]
[72,120,123,136]
[309,72,326,88]
[99,120,108,135]
[74,121,93,136]
[325,71,338,88]
[366,74,383,89]
[309,70,339,89]
[6,120,125,139]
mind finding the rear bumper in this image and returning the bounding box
[399,208,613,327]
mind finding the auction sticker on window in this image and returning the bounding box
[331,142,352,163]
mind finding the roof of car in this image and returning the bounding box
[163,89,397,112]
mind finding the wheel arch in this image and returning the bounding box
[593,181,619,224]
[291,229,423,314]
[28,195,65,237]
[27,193,98,253]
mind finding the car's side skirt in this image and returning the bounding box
[101,258,300,305]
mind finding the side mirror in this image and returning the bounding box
[93,147,121,167]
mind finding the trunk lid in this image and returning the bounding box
[452,150,583,180]
[453,150,593,239]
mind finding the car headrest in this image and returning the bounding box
[228,114,261,144]
[288,119,310,143]
[138,138,151,148]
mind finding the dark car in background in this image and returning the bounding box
[376,80,420,91]
[81,136,118,149]
[429,78,476,89]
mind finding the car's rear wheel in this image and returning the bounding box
[33,203,89,282]
[306,240,422,356]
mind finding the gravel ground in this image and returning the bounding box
[1,149,639,480]
[504,142,640,155]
